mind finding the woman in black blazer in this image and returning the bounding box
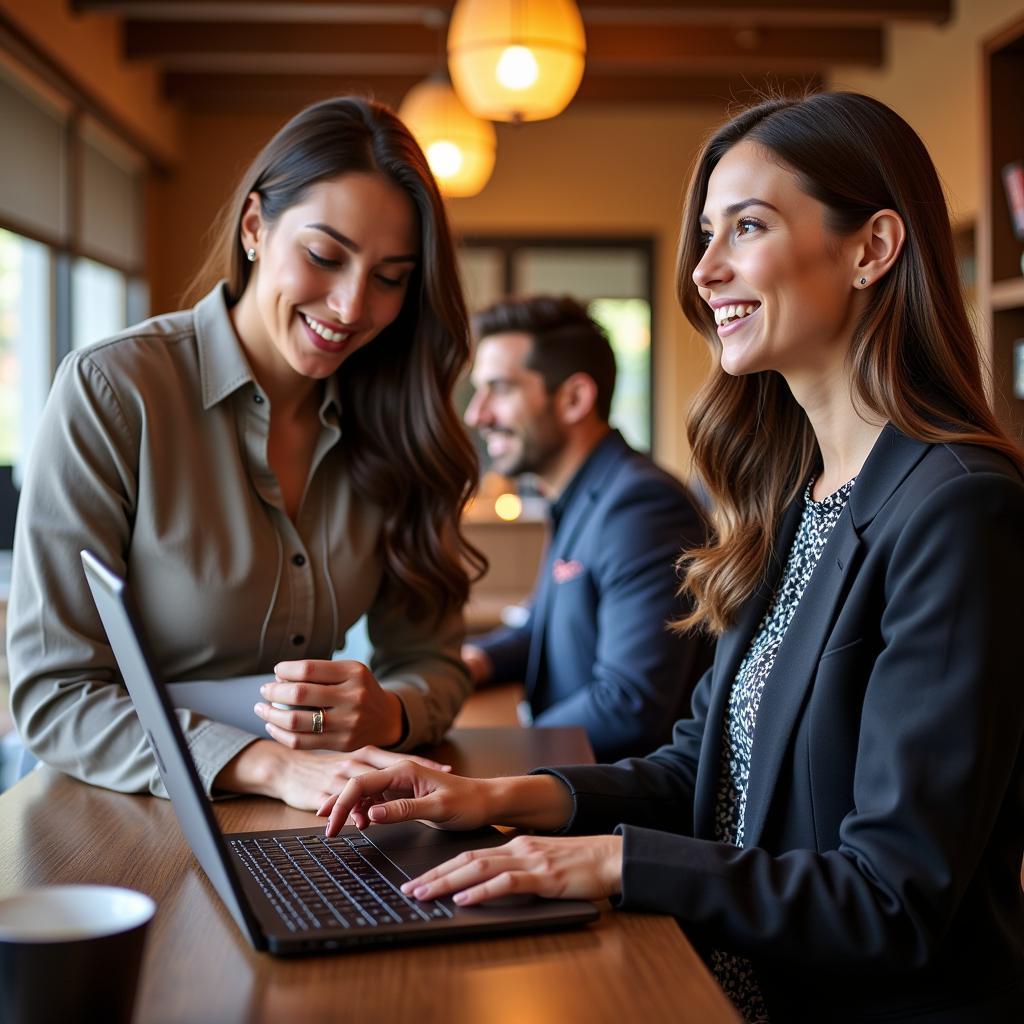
[320,93,1024,1022]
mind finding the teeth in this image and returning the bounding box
[714,303,758,327]
[303,314,350,344]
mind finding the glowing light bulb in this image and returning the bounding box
[495,45,539,90]
[448,0,586,122]
[426,140,464,179]
[494,493,523,521]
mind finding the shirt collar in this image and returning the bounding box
[195,282,256,410]
[194,281,341,421]
[319,372,342,426]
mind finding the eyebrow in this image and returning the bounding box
[305,222,418,264]
[698,198,780,225]
[472,372,519,394]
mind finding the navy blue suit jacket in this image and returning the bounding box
[546,426,1024,1021]
[474,431,712,761]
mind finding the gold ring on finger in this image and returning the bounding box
[312,708,325,735]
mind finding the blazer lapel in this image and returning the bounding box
[740,513,862,848]
[551,434,631,557]
[523,538,556,701]
[692,497,803,837]
[739,424,931,849]
[523,433,630,701]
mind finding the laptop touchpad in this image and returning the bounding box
[364,822,508,875]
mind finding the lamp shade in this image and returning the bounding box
[448,0,586,123]
[398,77,497,198]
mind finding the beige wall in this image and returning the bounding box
[830,0,1024,225]
[149,110,286,312]
[2,0,181,165]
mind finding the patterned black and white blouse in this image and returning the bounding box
[709,477,856,1023]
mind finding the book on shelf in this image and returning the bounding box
[1002,161,1024,241]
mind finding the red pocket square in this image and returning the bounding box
[552,558,584,584]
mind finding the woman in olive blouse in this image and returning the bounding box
[8,97,482,809]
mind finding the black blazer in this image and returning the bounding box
[548,426,1024,1022]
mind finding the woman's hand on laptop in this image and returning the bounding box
[402,833,624,906]
[317,764,615,904]
[214,743,450,812]
[255,659,405,750]
[319,762,491,835]
[318,764,575,838]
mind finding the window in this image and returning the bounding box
[72,258,128,351]
[0,62,68,245]
[0,230,50,471]
[0,228,51,547]
[0,61,148,551]
[588,297,651,452]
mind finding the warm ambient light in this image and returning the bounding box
[495,45,539,90]
[398,77,497,198]
[448,0,586,123]
[426,140,463,178]
[494,493,523,521]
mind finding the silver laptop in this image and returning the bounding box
[80,549,599,955]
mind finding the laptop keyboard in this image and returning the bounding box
[231,833,453,933]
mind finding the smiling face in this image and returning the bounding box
[692,139,863,384]
[464,332,567,478]
[235,172,419,386]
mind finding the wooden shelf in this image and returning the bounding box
[980,13,1024,441]
[991,277,1024,311]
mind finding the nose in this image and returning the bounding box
[692,236,731,291]
[327,273,367,325]
[464,388,488,430]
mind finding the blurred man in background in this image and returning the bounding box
[462,295,712,761]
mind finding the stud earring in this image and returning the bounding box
[246,247,257,263]
[859,276,867,286]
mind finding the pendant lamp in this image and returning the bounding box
[447,0,586,123]
[398,76,497,198]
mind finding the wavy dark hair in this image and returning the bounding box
[188,96,484,621]
[675,91,1024,635]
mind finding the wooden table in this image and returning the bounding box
[0,693,738,1023]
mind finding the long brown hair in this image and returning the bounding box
[188,96,484,621]
[676,92,1024,635]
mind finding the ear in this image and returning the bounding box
[852,208,905,290]
[555,372,599,426]
[239,192,265,256]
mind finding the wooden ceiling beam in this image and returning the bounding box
[75,1,951,26]
[125,22,438,59]
[164,73,422,113]
[163,69,823,113]
[575,71,823,103]
[585,24,882,68]
[126,21,882,70]
[581,0,949,24]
